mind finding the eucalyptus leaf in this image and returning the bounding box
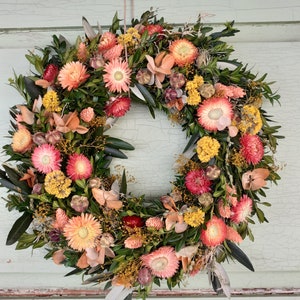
[226,240,254,272]
[104,146,128,159]
[135,83,156,107]
[6,212,32,246]
[24,76,42,100]
[106,137,135,150]
[120,170,127,195]
[183,132,200,153]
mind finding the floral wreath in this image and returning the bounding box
[1,9,282,300]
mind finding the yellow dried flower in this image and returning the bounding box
[238,104,262,135]
[44,170,72,198]
[230,151,247,168]
[196,136,220,163]
[42,90,61,112]
[183,207,205,227]
[187,89,201,105]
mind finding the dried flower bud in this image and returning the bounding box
[100,233,115,247]
[138,267,152,286]
[90,54,105,69]
[32,132,47,145]
[70,195,89,213]
[199,83,215,99]
[169,72,186,89]
[164,88,178,102]
[32,183,43,194]
[80,107,95,122]
[205,165,221,180]
[88,177,102,188]
[198,192,213,207]
[196,50,210,68]
[136,68,152,85]
[45,130,62,145]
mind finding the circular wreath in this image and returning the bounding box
[1,9,282,299]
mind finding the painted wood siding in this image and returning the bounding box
[0,1,300,299]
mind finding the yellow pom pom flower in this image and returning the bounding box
[196,136,220,163]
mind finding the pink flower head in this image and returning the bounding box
[141,246,179,278]
[31,144,61,174]
[124,235,143,249]
[217,200,232,218]
[185,169,212,195]
[140,24,164,36]
[200,216,227,247]
[197,97,233,131]
[103,44,124,61]
[103,59,131,93]
[231,194,253,224]
[105,96,131,117]
[240,134,264,165]
[80,107,95,122]
[58,61,90,91]
[77,42,88,62]
[52,208,69,230]
[226,226,243,243]
[98,32,117,52]
[145,217,164,230]
[66,153,93,181]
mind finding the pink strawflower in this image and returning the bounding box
[77,42,88,62]
[226,226,243,243]
[231,194,253,224]
[80,107,95,122]
[124,235,143,249]
[103,44,124,61]
[52,208,69,230]
[185,169,212,195]
[58,61,90,91]
[197,97,233,131]
[103,59,131,93]
[217,200,232,218]
[200,216,227,247]
[226,184,238,207]
[98,32,117,52]
[105,96,131,117]
[240,134,264,165]
[141,246,179,278]
[66,153,93,181]
[31,144,61,174]
[229,85,246,99]
[145,217,164,230]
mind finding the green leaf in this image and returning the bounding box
[120,170,127,194]
[6,212,33,245]
[106,137,135,150]
[2,164,31,194]
[183,132,199,153]
[135,83,156,107]
[24,76,42,101]
[104,146,128,159]
[226,240,254,272]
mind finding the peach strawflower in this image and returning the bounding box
[58,61,90,91]
[169,39,198,67]
[226,226,243,243]
[103,59,131,93]
[11,127,32,153]
[185,169,212,195]
[197,97,233,131]
[231,195,253,224]
[66,153,93,181]
[63,213,102,251]
[31,144,61,174]
[200,216,227,247]
[240,134,264,165]
[141,246,179,278]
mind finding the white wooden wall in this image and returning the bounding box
[0,1,300,299]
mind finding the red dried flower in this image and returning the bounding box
[105,96,131,117]
[185,169,212,195]
[122,215,144,228]
[240,134,264,165]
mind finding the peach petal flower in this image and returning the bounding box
[242,168,270,190]
[58,61,90,91]
[52,249,66,264]
[146,51,175,88]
